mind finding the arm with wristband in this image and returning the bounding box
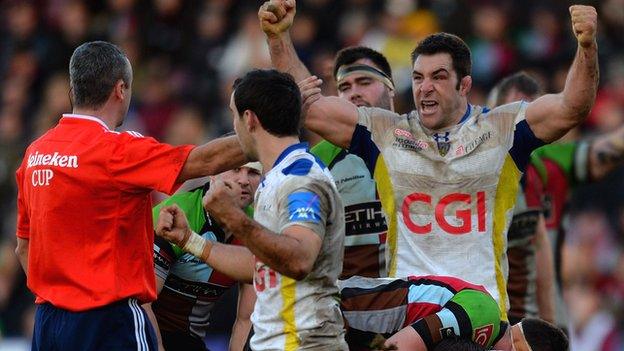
[155,205,255,283]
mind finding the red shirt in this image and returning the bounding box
[16,114,194,311]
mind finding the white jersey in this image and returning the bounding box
[349,102,544,318]
[250,143,347,351]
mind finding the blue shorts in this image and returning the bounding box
[32,299,157,351]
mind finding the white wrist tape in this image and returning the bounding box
[182,231,206,258]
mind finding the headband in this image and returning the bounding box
[336,64,394,90]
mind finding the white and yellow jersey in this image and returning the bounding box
[349,102,544,318]
[250,143,347,351]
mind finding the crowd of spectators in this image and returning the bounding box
[0,0,623,349]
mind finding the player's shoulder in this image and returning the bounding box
[357,106,406,122]
[483,101,528,121]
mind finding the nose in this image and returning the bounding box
[419,78,434,94]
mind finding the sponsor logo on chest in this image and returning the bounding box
[392,128,428,152]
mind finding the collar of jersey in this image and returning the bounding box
[418,103,472,135]
[272,142,309,169]
[62,114,110,130]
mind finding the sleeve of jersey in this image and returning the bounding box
[347,107,391,174]
[108,133,194,194]
[15,165,30,239]
[276,178,332,239]
[509,120,547,173]
[153,235,176,281]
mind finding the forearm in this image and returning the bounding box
[229,318,251,351]
[143,303,165,351]
[535,218,555,323]
[560,44,599,126]
[178,136,248,182]
[589,126,624,180]
[205,242,255,284]
[230,283,255,351]
[219,209,310,280]
[14,238,28,274]
[267,32,311,82]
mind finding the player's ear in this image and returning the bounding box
[113,79,125,100]
[244,110,259,132]
[459,75,472,97]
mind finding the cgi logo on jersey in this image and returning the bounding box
[402,191,487,235]
[287,191,322,224]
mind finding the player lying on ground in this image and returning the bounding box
[339,275,568,351]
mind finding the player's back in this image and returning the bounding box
[251,143,347,350]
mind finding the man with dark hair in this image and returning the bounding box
[311,45,394,279]
[519,317,569,351]
[156,69,348,350]
[491,71,624,330]
[14,41,247,350]
[260,0,598,320]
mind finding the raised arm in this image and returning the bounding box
[260,0,358,148]
[177,135,248,182]
[525,5,598,143]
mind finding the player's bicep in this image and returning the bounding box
[525,93,570,143]
[282,225,323,268]
[306,96,358,149]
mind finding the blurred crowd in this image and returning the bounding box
[0,0,623,350]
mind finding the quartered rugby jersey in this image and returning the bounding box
[339,275,489,333]
[151,183,242,339]
[250,143,347,351]
[524,141,589,326]
[348,102,544,318]
[311,140,388,279]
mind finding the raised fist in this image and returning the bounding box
[259,0,296,37]
[569,5,597,49]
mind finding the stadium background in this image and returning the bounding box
[0,0,622,350]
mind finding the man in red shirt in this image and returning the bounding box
[13,41,247,351]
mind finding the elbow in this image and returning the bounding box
[286,260,312,281]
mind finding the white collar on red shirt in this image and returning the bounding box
[62,114,110,131]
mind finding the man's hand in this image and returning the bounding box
[259,0,296,37]
[298,75,323,119]
[155,205,191,247]
[203,178,242,223]
[570,5,597,49]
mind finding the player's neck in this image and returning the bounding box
[72,106,119,130]
[257,135,302,174]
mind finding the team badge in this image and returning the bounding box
[433,132,451,156]
[473,324,494,346]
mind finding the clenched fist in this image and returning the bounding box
[156,205,191,247]
[259,0,296,37]
[203,178,243,223]
[570,5,597,49]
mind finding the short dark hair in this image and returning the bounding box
[494,71,542,106]
[333,46,393,80]
[69,41,131,109]
[433,337,487,351]
[411,33,472,80]
[522,318,569,351]
[233,69,301,137]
